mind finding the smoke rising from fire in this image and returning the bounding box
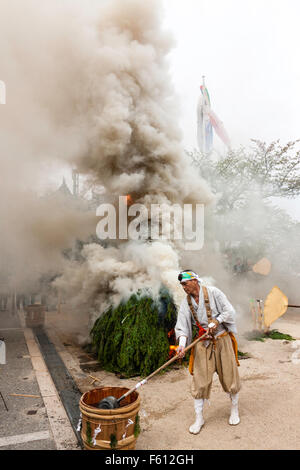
[0,0,213,329]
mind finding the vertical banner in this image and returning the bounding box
[197,77,231,153]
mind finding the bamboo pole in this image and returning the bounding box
[9,394,41,398]
[119,332,208,403]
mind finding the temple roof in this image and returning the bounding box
[57,177,73,197]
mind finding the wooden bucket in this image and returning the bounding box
[79,387,140,450]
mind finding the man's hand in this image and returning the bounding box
[177,345,185,358]
[208,319,219,335]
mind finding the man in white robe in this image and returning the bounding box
[175,270,241,434]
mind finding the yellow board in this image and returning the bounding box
[252,257,271,276]
[263,286,288,327]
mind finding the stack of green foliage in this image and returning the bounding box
[90,288,178,378]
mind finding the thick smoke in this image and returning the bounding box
[0,0,213,333]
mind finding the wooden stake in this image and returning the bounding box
[9,394,41,398]
[89,375,101,385]
[256,299,264,331]
[0,390,8,411]
[250,299,257,330]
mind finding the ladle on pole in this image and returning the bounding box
[96,331,208,409]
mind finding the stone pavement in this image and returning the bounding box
[0,310,78,450]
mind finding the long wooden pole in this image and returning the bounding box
[256,299,264,331]
[118,332,208,403]
[9,394,41,398]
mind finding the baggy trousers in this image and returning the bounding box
[191,334,241,399]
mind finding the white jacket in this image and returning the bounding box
[175,284,237,347]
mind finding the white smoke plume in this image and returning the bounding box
[0,0,213,328]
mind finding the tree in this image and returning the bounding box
[187,139,300,276]
[187,139,300,212]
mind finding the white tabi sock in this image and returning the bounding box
[189,398,204,434]
[229,393,240,425]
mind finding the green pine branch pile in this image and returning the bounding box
[90,288,178,378]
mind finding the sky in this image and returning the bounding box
[161,0,300,219]
[162,0,300,149]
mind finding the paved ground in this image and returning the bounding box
[45,308,300,450]
[1,306,299,450]
[0,312,57,449]
[0,311,78,450]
